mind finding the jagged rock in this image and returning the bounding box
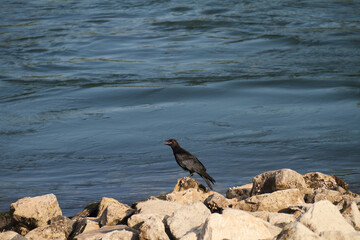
[101,230,138,240]
[305,188,343,204]
[303,172,338,190]
[180,231,199,240]
[166,188,211,205]
[97,197,134,226]
[251,169,309,195]
[173,177,207,192]
[342,201,360,230]
[279,203,313,218]
[72,202,99,220]
[10,193,62,234]
[201,208,280,240]
[166,201,210,239]
[0,231,27,240]
[320,231,360,240]
[0,211,12,232]
[233,188,305,212]
[276,222,324,240]
[299,200,356,234]
[25,216,74,240]
[128,213,163,230]
[250,211,296,228]
[204,192,232,213]
[74,225,138,240]
[226,183,252,200]
[139,216,169,240]
[268,212,297,228]
[70,217,100,239]
[128,199,182,229]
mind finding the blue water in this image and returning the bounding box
[1,0,359,216]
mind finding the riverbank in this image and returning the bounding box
[1,168,359,240]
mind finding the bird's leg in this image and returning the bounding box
[187,172,194,178]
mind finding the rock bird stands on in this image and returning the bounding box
[165,139,216,190]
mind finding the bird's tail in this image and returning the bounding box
[200,172,216,190]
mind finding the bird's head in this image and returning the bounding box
[165,138,178,147]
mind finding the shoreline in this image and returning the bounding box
[1,168,359,240]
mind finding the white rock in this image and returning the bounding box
[166,189,210,205]
[128,213,163,229]
[71,217,100,238]
[128,199,182,229]
[299,200,356,234]
[320,231,360,240]
[204,192,232,212]
[26,226,67,240]
[136,199,182,215]
[201,208,278,240]
[100,229,137,240]
[0,231,27,240]
[167,201,210,239]
[11,193,62,229]
[267,212,296,228]
[180,231,199,240]
[97,197,134,226]
[139,216,169,240]
[343,201,360,230]
[74,225,138,240]
[234,188,305,212]
[25,216,74,240]
[251,169,308,195]
[276,222,324,240]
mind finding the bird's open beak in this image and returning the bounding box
[164,140,171,145]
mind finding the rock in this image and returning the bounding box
[139,216,169,240]
[204,192,232,213]
[70,217,100,239]
[101,230,138,240]
[279,203,313,218]
[180,231,199,240]
[166,188,210,205]
[201,208,280,240]
[305,188,343,204]
[333,175,350,191]
[303,172,338,190]
[320,231,360,240]
[167,201,210,239]
[128,199,182,229]
[72,202,99,220]
[276,222,324,240]
[251,169,308,195]
[250,211,296,228]
[10,194,62,234]
[25,216,74,240]
[226,183,252,200]
[0,211,12,232]
[233,188,305,212]
[173,177,207,192]
[128,213,163,230]
[267,212,297,228]
[74,225,138,240]
[0,231,27,240]
[97,197,134,226]
[299,200,356,234]
[342,201,360,230]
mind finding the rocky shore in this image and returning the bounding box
[1,168,359,240]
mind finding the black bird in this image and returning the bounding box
[165,139,216,190]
